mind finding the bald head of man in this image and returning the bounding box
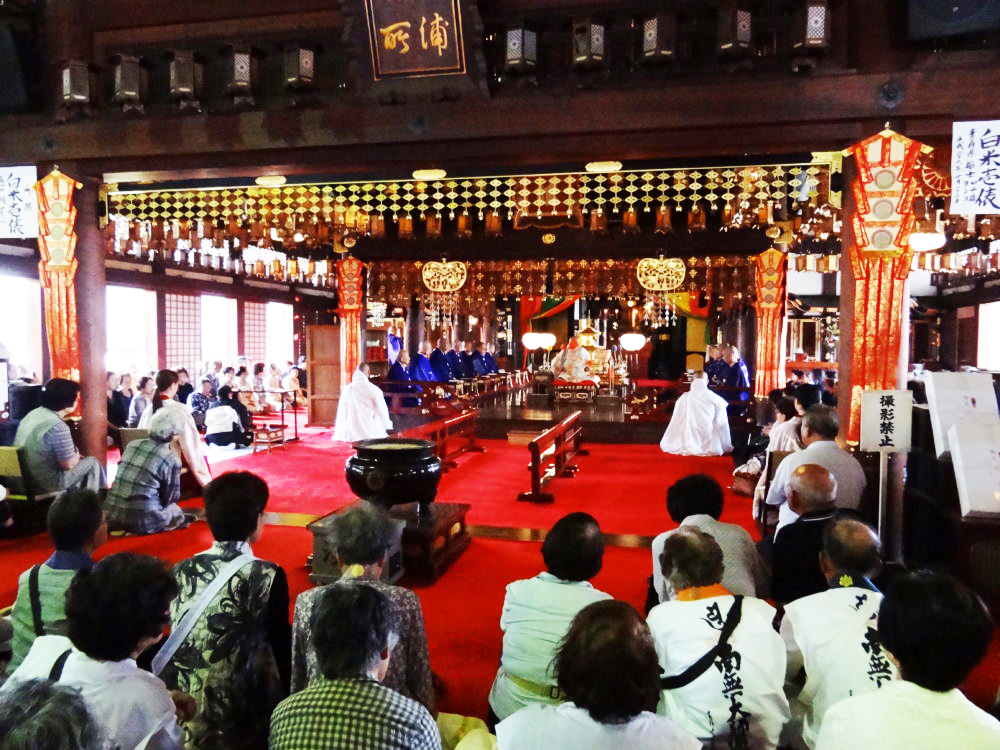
[786,463,837,516]
[820,517,882,583]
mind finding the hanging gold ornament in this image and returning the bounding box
[636,256,686,291]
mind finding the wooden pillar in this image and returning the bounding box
[406,295,423,355]
[836,156,858,439]
[236,298,246,357]
[155,290,167,369]
[75,177,107,464]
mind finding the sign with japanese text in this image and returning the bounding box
[951,120,1000,214]
[0,165,39,238]
[365,0,465,79]
[859,389,912,453]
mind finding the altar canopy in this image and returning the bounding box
[659,379,733,457]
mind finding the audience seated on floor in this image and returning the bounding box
[647,528,790,749]
[765,405,865,535]
[753,385,822,507]
[332,364,394,442]
[497,600,700,750]
[291,501,433,710]
[6,489,107,675]
[271,583,441,750]
[281,366,308,408]
[14,378,106,495]
[488,512,611,723]
[650,474,765,606]
[264,364,288,411]
[186,378,216,431]
[128,375,156,427]
[104,408,195,535]
[780,517,891,749]
[199,361,222,398]
[771,464,838,604]
[156,471,290,750]
[815,570,1000,750]
[2,553,194,750]
[659,378,733,457]
[175,368,194,406]
[138,369,212,488]
[0,678,101,750]
[204,386,253,448]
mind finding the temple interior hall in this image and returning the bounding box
[1,0,1000,748]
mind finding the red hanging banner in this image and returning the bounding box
[336,256,364,387]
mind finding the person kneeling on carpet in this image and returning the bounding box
[496,600,700,750]
[488,512,611,724]
[105,407,196,535]
[204,386,253,448]
[290,502,434,711]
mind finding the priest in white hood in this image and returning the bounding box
[332,363,394,442]
[659,378,733,456]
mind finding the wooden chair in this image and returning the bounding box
[0,446,60,533]
[755,450,792,538]
[119,428,149,453]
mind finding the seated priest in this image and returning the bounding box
[552,337,599,385]
[472,341,489,376]
[388,350,413,382]
[409,342,439,382]
[717,345,751,389]
[104,407,195,534]
[460,341,476,379]
[430,338,454,381]
[332,364,394,442]
[446,341,464,379]
[704,345,725,385]
[483,343,500,373]
[659,379,733,457]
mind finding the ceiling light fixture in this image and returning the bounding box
[585,160,622,173]
[412,168,447,181]
[255,175,287,187]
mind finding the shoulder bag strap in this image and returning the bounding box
[660,595,744,690]
[49,648,73,681]
[29,564,45,637]
[150,553,253,676]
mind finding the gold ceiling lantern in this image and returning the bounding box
[421,260,467,292]
[636,256,686,291]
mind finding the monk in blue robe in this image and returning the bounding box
[430,338,454,381]
[409,342,439,382]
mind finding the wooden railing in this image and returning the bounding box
[517,410,588,504]
[378,370,531,415]
[399,410,484,471]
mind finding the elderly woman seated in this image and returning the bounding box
[488,512,611,723]
[646,528,790,749]
[290,501,434,711]
[497,600,700,749]
[104,408,196,534]
[204,386,253,448]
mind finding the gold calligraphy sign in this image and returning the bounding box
[637,257,686,291]
[365,0,465,79]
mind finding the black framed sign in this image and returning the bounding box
[365,0,466,79]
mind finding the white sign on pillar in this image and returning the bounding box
[859,390,913,453]
[951,120,1000,215]
[0,165,39,238]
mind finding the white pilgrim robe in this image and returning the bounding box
[647,594,790,749]
[137,397,212,487]
[659,380,733,456]
[780,587,893,750]
[332,368,394,442]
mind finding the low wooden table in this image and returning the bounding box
[391,501,472,581]
[252,425,286,455]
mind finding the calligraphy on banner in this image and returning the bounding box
[859,390,912,453]
[951,120,1000,214]
[365,0,465,79]
[0,165,39,238]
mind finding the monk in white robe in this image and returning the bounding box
[660,379,733,456]
[332,365,394,442]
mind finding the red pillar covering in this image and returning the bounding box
[34,170,82,381]
[336,257,364,387]
[843,130,931,441]
[753,248,787,398]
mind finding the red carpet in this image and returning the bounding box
[218,437,753,537]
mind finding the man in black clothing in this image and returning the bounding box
[771,463,837,604]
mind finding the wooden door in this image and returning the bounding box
[307,325,341,426]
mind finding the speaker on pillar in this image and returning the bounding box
[907,0,1000,40]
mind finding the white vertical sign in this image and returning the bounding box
[0,165,39,239]
[951,120,1000,215]
[860,389,913,453]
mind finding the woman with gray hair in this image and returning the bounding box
[0,679,101,750]
[104,407,196,534]
[289,501,434,711]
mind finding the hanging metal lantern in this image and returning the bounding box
[622,208,640,234]
[425,214,443,239]
[167,50,204,111]
[718,1,753,56]
[642,12,677,63]
[223,44,262,107]
[398,215,415,240]
[284,44,316,90]
[655,205,673,234]
[109,54,149,113]
[456,213,473,238]
[571,17,606,71]
[485,211,503,238]
[590,210,609,235]
[504,24,537,74]
[369,214,386,239]
[793,0,832,51]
